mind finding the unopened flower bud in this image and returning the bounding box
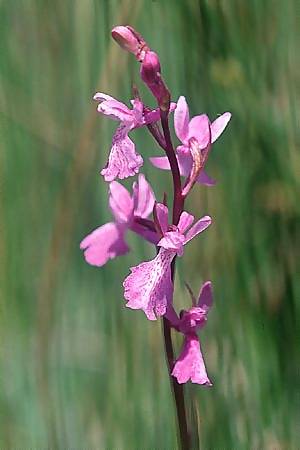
[141,51,170,112]
[140,51,161,82]
[111,25,148,61]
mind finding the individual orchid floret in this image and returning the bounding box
[150,95,231,187]
[94,93,162,182]
[80,174,157,267]
[170,281,213,385]
[123,204,212,320]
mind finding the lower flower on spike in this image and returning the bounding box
[123,204,211,320]
[170,281,213,385]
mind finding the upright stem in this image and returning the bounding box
[163,316,190,450]
[160,112,184,225]
[160,111,190,450]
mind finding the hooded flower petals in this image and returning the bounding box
[124,248,174,320]
[109,181,134,223]
[132,174,155,218]
[172,334,212,385]
[188,114,211,149]
[197,281,213,311]
[178,211,195,234]
[211,112,231,143]
[101,124,143,182]
[184,216,212,244]
[174,96,190,143]
[80,222,129,267]
[158,231,186,254]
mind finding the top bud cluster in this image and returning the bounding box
[80,26,231,385]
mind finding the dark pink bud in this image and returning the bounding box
[140,51,161,83]
[141,51,170,112]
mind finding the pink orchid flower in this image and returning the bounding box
[123,204,211,320]
[150,96,231,186]
[80,174,157,267]
[94,93,164,182]
[169,281,213,385]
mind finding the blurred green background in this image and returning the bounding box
[0,0,299,448]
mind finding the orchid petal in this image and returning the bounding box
[94,92,133,122]
[197,281,213,312]
[150,153,193,178]
[155,203,169,234]
[196,170,216,186]
[80,222,129,267]
[184,215,212,244]
[101,124,143,182]
[109,181,134,223]
[149,156,171,171]
[123,248,175,320]
[211,112,231,143]
[177,152,193,177]
[174,96,190,143]
[172,334,212,385]
[131,98,144,123]
[132,174,155,218]
[188,114,211,149]
[177,211,194,234]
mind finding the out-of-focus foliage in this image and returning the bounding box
[0,0,299,448]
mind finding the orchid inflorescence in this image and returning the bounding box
[80,26,231,386]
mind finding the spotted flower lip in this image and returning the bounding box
[169,281,213,385]
[123,204,212,320]
[80,174,157,267]
[150,95,231,186]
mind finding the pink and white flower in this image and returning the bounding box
[150,96,231,186]
[123,204,212,320]
[170,281,213,385]
[80,174,157,267]
[94,93,163,182]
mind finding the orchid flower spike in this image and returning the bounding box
[150,96,231,187]
[123,204,212,320]
[94,93,162,182]
[170,281,213,385]
[80,174,157,267]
